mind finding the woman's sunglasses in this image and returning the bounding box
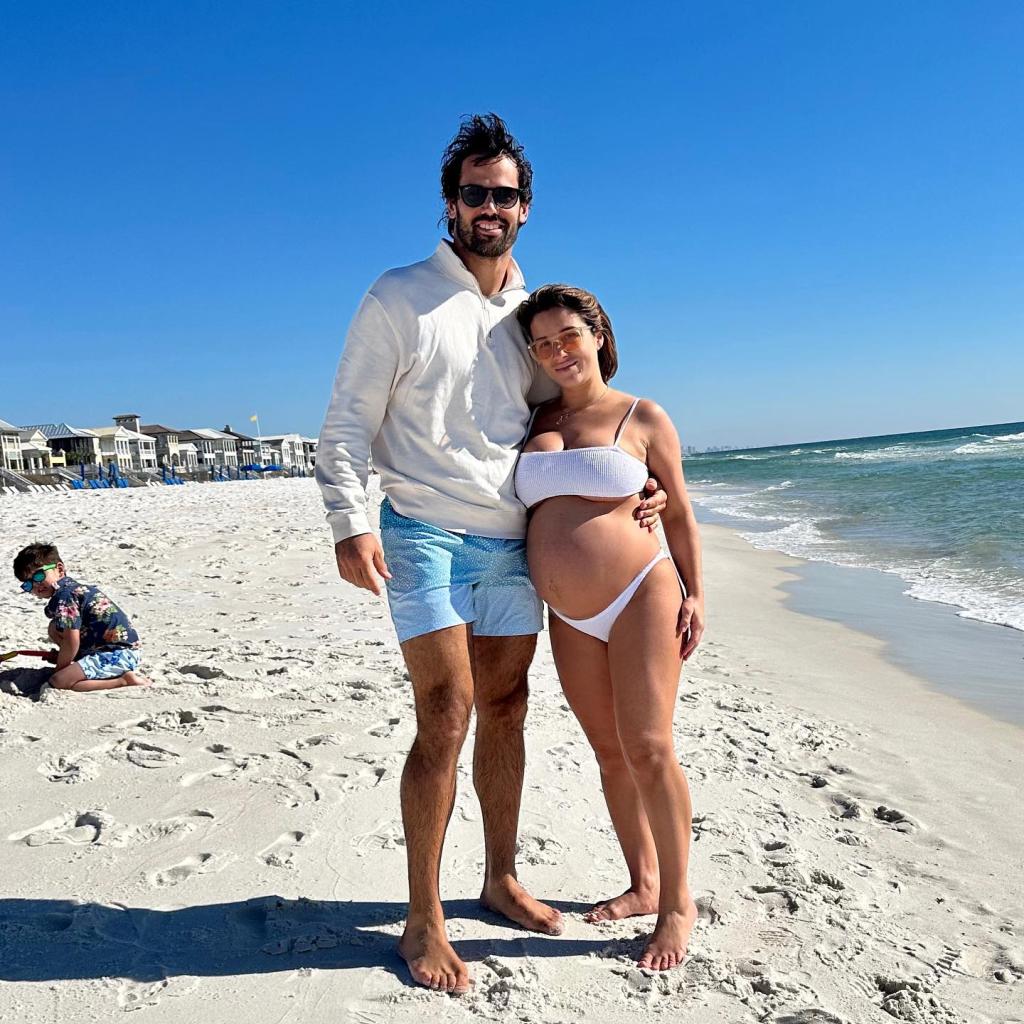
[458,185,522,209]
[20,564,57,592]
[528,328,585,362]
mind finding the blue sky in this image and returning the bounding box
[2,2,1021,449]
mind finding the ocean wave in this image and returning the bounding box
[763,480,794,491]
[834,445,933,462]
[952,432,1024,456]
[735,519,1024,633]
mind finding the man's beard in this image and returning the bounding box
[454,211,520,258]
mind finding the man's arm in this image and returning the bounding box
[315,291,401,594]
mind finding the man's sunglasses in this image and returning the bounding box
[20,564,57,592]
[458,185,523,209]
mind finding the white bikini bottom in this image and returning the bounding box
[549,552,670,643]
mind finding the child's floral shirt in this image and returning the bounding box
[45,577,140,656]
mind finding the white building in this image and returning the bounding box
[0,418,24,472]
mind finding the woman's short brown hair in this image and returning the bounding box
[516,284,618,382]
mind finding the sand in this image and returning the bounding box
[0,479,1021,1023]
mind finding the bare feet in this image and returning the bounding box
[584,886,659,923]
[637,897,698,971]
[481,875,563,935]
[398,919,471,994]
[122,672,151,687]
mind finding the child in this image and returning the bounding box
[13,542,149,692]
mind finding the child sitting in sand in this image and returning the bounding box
[14,542,149,692]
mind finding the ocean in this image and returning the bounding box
[686,421,1024,634]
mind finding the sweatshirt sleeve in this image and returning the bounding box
[315,291,402,543]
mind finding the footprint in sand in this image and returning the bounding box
[181,748,318,807]
[873,805,920,833]
[366,717,401,738]
[149,852,230,887]
[9,810,116,847]
[259,830,309,868]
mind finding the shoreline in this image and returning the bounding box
[0,481,1020,1022]
[692,502,1024,729]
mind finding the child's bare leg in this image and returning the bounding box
[50,664,150,692]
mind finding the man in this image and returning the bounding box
[316,114,664,994]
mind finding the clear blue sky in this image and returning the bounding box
[2,2,1021,449]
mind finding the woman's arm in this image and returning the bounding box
[640,401,705,661]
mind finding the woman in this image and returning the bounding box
[514,284,705,970]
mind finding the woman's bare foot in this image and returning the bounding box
[481,875,563,935]
[398,919,471,994]
[637,898,698,971]
[122,671,151,687]
[585,886,659,923]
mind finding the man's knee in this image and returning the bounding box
[415,683,473,751]
[476,674,528,728]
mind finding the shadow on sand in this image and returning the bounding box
[0,895,632,985]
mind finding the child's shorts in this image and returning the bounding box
[77,648,141,680]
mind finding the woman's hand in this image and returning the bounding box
[635,477,668,531]
[677,595,705,661]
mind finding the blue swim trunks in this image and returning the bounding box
[77,647,141,680]
[379,498,543,644]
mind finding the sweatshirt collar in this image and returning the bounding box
[430,240,526,297]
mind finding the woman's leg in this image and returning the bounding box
[549,614,659,920]
[606,560,696,970]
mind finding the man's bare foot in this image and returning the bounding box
[398,920,471,994]
[481,875,563,935]
[636,898,698,971]
[584,886,658,923]
[122,672,151,687]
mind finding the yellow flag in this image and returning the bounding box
[250,414,258,423]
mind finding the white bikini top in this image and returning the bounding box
[514,398,649,510]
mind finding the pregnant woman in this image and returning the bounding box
[514,284,705,970]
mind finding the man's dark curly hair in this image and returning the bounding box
[439,113,533,235]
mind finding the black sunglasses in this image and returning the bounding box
[457,184,522,209]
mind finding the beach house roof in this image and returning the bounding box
[89,425,154,443]
[0,418,20,434]
[139,424,181,435]
[21,423,99,440]
[187,427,233,440]
[222,425,256,441]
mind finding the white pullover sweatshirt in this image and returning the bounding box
[316,241,556,544]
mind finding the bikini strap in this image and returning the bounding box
[613,398,642,446]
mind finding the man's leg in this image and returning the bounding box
[473,633,563,935]
[398,624,475,994]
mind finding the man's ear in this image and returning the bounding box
[519,202,529,226]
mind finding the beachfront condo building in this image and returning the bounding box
[19,429,62,472]
[21,423,102,468]
[0,418,25,472]
[139,424,183,467]
[178,428,239,468]
[222,424,272,466]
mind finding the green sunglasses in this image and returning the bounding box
[20,564,57,592]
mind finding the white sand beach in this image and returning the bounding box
[0,479,1020,1023]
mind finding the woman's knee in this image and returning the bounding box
[619,734,678,780]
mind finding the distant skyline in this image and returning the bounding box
[2,3,1022,449]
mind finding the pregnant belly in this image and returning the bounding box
[526,497,662,619]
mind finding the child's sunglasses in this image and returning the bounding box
[457,185,522,209]
[20,564,57,591]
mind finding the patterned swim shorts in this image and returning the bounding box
[77,647,141,680]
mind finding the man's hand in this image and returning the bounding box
[334,534,392,597]
[635,477,668,532]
